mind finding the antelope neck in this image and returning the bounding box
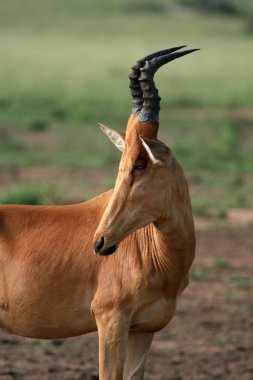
[134,205,195,289]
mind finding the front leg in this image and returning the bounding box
[123,332,153,380]
[96,312,129,380]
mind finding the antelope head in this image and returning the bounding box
[94,47,198,256]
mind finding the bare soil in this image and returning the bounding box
[0,226,252,380]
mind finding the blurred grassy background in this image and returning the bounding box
[0,0,252,220]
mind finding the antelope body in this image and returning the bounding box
[0,47,197,380]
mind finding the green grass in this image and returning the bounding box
[0,1,252,216]
[0,183,58,205]
[211,258,231,270]
[0,123,120,169]
[0,2,253,126]
[163,112,253,216]
[0,110,252,213]
[190,257,232,281]
[225,276,251,290]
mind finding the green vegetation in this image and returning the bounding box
[225,276,251,290]
[178,0,252,17]
[224,289,241,303]
[191,257,232,281]
[191,261,250,310]
[0,1,253,125]
[0,183,57,205]
[211,258,231,270]
[0,0,252,218]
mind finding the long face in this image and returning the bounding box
[93,46,198,255]
[93,116,173,256]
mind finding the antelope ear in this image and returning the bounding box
[140,137,171,165]
[99,123,125,152]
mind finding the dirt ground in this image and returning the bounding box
[0,226,252,380]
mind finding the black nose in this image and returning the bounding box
[94,237,104,254]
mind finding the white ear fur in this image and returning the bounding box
[140,137,162,164]
[99,123,125,152]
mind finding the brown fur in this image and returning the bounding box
[0,114,195,379]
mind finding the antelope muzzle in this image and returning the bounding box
[93,236,118,256]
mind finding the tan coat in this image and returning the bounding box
[0,115,195,380]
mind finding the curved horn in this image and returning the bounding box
[139,48,200,122]
[129,46,186,115]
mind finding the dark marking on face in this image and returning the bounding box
[130,158,147,187]
[130,169,135,187]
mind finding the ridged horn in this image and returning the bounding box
[139,48,200,122]
[129,46,186,115]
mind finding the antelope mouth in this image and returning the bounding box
[93,237,118,256]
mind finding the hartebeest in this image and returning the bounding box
[0,47,197,379]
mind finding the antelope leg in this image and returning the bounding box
[96,313,129,380]
[123,331,154,380]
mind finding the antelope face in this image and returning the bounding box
[93,46,198,255]
[93,118,173,256]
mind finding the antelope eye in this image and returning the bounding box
[133,160,147,171]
